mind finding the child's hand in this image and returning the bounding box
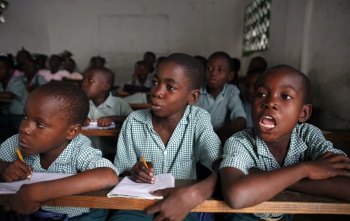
[304,152,350,180]
[83,118,91,126]
[145,186,201,221]
[3,184,41,214]
[130,161,154,184]
[1,160,32,182]
[97,117,114,127]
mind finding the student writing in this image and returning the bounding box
[109,53,222,221]
[0,82,119,220]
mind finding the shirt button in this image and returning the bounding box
[163,151,167,155]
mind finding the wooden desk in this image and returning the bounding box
[323,129,350,141]
[1,180,349,215]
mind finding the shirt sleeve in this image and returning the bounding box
[194,109,222,170]
[298,123,346,158]
[220,131,256,175]
[0,135,18,162]
[117,98,134,116]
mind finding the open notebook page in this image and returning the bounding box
[0,172,72,194]
[107,173,175,199]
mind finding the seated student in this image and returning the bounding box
[247,56,268,73]
[220,65,350,221]
[0,55,28,142]
[109,53,222,221]
[38,54,70,82]
[13,48,32,78]
[88,56,106,69]
[82,67,133,158]
[195,51,246,143]
[64,57,83,80]
[0,81,119,220]
[126,60,153,89]
[242,68,265,129]
[22,58,47,92]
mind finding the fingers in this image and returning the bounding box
[130,161,155,183]
[1,161,31,182]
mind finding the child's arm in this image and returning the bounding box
[0,91,15,99]
[97,116,127,125]
[221,152,350,209]
[144,171,219,221]
[3,167,118,214]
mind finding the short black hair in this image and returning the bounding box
[261,65,311,104]
[32,82,89,125]
[85,66,115,89]
[208,51,234,72]
[144,51,156,61]
[163,53,204,90]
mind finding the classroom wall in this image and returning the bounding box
[0,0,244,87]
[240,0,350,129]
[1,0,349,129]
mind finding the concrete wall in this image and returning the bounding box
[1,0,349,128]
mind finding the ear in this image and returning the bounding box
[228,71,235,82]
[65,124,81,140]
[299,104,312,123]
[188,89,200,106]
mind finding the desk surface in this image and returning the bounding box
[1,180,349,215]
[80,124,121,137]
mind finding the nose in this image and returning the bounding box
[263,96,278,110]
[19,118,32,135]
[151,84,164,99]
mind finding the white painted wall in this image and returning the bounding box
[1,0,349,128]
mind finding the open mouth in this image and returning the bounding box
[260,115,276,129]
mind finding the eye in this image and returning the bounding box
[36,121,46,128]
[24,115,28,120]
[255,91,267,98]
[282,94,293,100]
[152,79,159,85]
[166,84,176,91]
[218,68,225,73]
[206,67,213,71]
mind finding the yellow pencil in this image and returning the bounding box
[141,156,149,169]
[16,148,25,162]
[16,148,32,180]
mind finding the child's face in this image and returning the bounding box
[81,71,109,100]
[136,64,149,81]
[244,73,260,103]
[150,62,199,119]
[205,56,233,90]
[18,92,75,156]
[252,70,311,144]
[23,61,38,77]
[49,56,61,69]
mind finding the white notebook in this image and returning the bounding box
[0,172,73,194]
[82,121,115,130]
[107,173,175,199]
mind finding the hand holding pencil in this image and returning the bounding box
[130,156,155,184]
[16,148,32,180]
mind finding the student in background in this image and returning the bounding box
[0,55,28,142]
[0,82,118,220]
[143,51,156,74]
[82,67,133,158]
[195,51,246,143]
[64,57,83,80]
[13,48,32,78]
[230,57,241,85]
[88,56,106,69]
[220,65,350,221]
[22,58,47,92]
[242,68,265,128]
[127,60,153,88]
[38,54,70,82]
[109,53,222,221]
[247,56,268,72]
